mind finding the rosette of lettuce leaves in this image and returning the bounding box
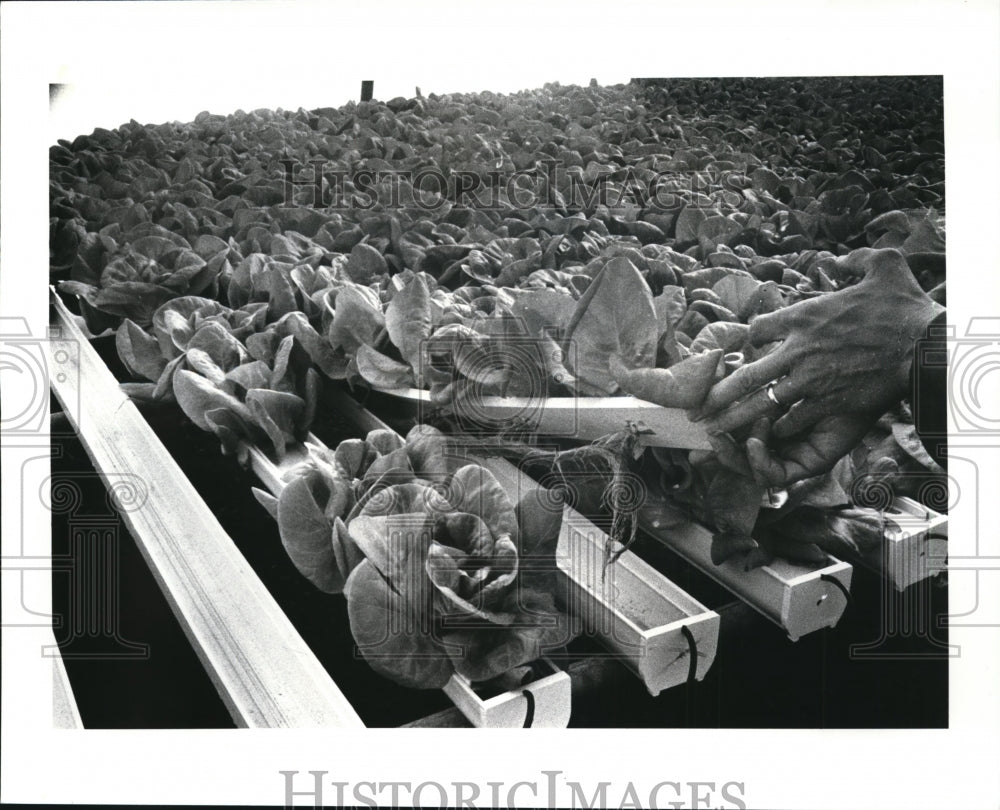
[115,295,322,462]
[344,461,571,688]
[252,425,443,594]
[59,229,226,333]
[252,424,571,688]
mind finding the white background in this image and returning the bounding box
[3,1,999,808]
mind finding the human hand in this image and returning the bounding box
[743,413,873,487]
[694,248,943,440]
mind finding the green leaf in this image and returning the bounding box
[385,274,432,380]
[345,242,389,284]
[675,206,708,243]
[204,405,254,459]
[275,312,348,380]
[447,464,518,547]
[223,360,272,395]
[173,369,253,431]
[185,348,227,386]
[712,274,761,319]
[359,481,450,520]
[508,289,577,335]
[251,487,279,520]
[564,258,657,395]
[355,343,416,389]
[269,334,308,394]
[653,285,687,332]
[302,368,320,435]
[152,354,186,400]
[335,438,379,480]
[360,447,416,490]
[892,421,943,472]
[187,321,245,371]
[277,475,344,593]
[403,424,456,484]
[327,284,385,355]
[707,469,764,540]
[345,559,455,689]
[347,512,435,593]
[443,592,566,683]
[363,429,404,456]
[697,215,742,254]
[331,516,365,581]
[425,539,518,626]
[116,318,167,381]
[690,322,749,355]
[267,264,299,320]
[246,388,306,457]
[514,490,564,558]
[94,282,176,324]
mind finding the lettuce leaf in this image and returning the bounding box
[345,558,455,689]
[563,257,657,395]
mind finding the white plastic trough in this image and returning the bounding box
[865,497,948,591]
[371,386,713,451]
[442,658,571,728]
[639,510,853,642]
[477,457,720,697]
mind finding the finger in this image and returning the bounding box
[702,386,780,434]
[746,436,797,487]
[747,308,796,345]
[750,415,772,444]
[772,396,840,439]
[707,431,753,478]
[746,419,777,487]
[695,350,793,418]
[766,416,873,485]
[770,375,806,408]
[699,367,802,432]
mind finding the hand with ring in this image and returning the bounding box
[693,248,944,486]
